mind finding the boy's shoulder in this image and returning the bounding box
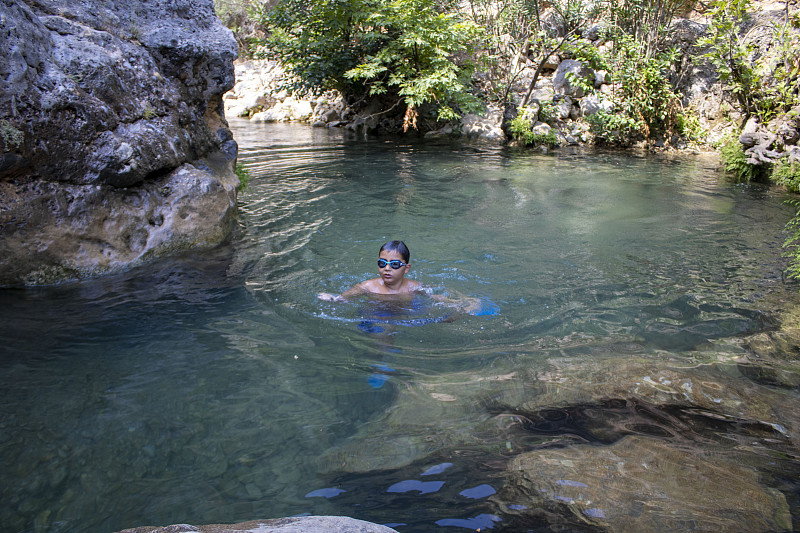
[360,278,384,292]
[404,279,422,291]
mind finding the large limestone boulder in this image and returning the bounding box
[0,0,239,285]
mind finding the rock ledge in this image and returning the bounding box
[119,516,399,533]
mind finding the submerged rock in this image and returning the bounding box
[499,435,792,532]
[0,0,239,285]
[318,347,798,474]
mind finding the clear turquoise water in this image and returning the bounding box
[1,120,799,532]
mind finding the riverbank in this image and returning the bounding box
[223,1,799,175]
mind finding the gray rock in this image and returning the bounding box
[555,97,573,120]
[580,95,601,116]
[424,124,454,138]
[460,106,506,143]
[580,94,613,116]
[532,121,551,136]
[742,116,761,136]
[583,23,606,42]
[117,517,399,533]
[529,87,555,105]
[0,0,238,285]
[553,59,595,98]
[594,69,610,88]
[787,145,800,163]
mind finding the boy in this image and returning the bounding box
[318,240,483,314]
[318,240,420,301]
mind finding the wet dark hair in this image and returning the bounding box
[379,240,410,263]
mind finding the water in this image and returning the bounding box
[1,120,799,532]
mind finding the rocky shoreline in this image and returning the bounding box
[224,4,799,172]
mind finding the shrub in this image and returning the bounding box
[718,134,762,182]
[235,162,251,191]
[537,100,557,124]
[572,33,682,145]
[343,0,484,122]
[698,0,761,119]
[784,199,800,281]
[509,108,558,146]
[773,160,800,193]
[675,107,703,142]
[0,119,23,150]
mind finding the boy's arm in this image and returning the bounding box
[430,291,481,314]
[318,282,367,302]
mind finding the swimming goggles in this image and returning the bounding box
[377,258,407,269]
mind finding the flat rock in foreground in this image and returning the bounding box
[118,516,399,533]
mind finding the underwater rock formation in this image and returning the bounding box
[499,435,792,532]
[0,0,239,285]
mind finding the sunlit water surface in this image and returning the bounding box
[2,120,800,532]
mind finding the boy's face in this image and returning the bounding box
[378,249,410,285]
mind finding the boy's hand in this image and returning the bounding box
[462,297,482,314]
[318,292,340,302]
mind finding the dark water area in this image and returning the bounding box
[2,120,800,532]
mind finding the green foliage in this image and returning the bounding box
[254,0,483,123]
[697,0,761,119]
[755,13,800,121]
[509,111,558,146]
[718,134,761,182]
[564,71,594,97]
[142,106,158,120]
[457,0,542,102]
[549,0,601,35]
[343,0,484,121]
[578,33,681,144]
[674,107,703,142]
[235,162,251,191]
[586,110,642,144]
[251,0,374,98]
[784,199,800,282]
[565,38,607,71]
[517,1,602,108]
[0,119,23,149]
[537,100,557,124]
[461,0,539,46]
[773,160,800,193]
[600,0,692,57]
[697,0,800,122]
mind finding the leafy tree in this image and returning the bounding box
[756,11,800,121]
[697,0,761,122]
[252,0,483,127]
[601,0,693,58]
[251,0,380,98]
[459,0,541,102]
[519,0,600,108]
[344,0,484,125]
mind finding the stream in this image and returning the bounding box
[2,120,800,532]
